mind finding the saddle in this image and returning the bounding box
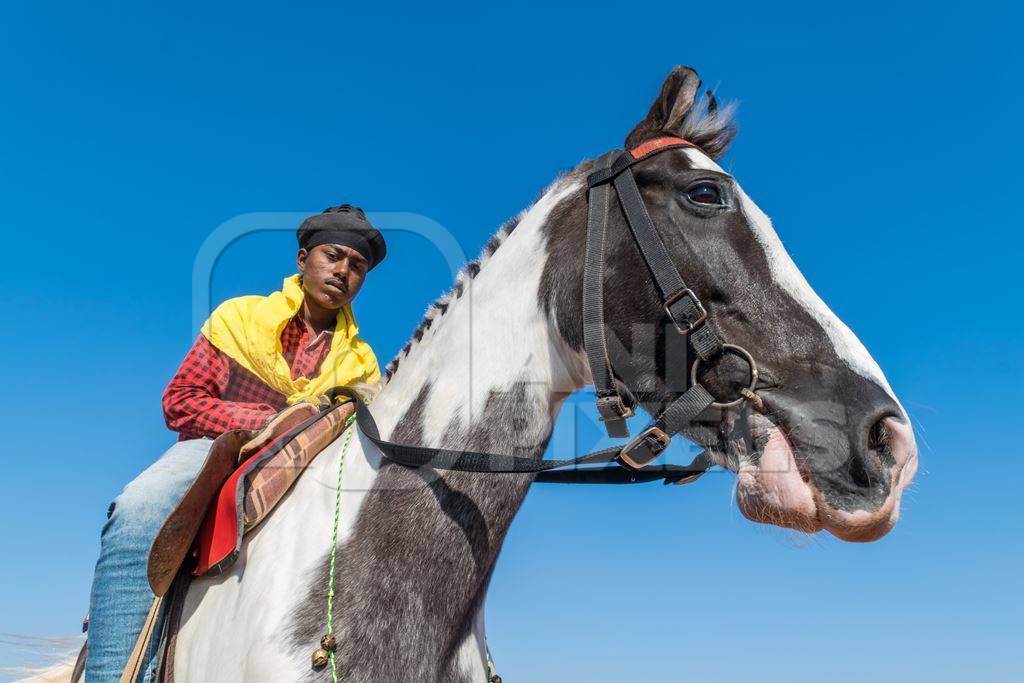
[148,398,356,596]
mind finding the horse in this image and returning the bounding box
[26,65,918,682]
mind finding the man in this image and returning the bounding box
[85,205,386,682]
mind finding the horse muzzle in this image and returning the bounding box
[731,404,918,542]
[814,416,918,542]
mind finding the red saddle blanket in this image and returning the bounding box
[192,401,355,576]
[147,401,355,595]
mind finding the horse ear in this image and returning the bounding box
[624,66,702,149]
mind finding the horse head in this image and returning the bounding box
[544,66,918,542]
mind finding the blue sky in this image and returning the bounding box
[1,1,1021,681]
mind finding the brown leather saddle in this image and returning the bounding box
[148,401,328,596]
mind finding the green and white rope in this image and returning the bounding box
[325,412,357,682]
[322,408,499,682]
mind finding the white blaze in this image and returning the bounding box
[683,148,898,403]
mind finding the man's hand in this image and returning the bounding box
[237,402,322,461]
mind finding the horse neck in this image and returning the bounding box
[313,178,588,680]
[370,177,586,443]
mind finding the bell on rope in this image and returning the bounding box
[311,648,330,669]
[321,634,337,651]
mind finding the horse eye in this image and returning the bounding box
[687,183,722,205]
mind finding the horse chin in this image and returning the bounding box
[732,426,823,534]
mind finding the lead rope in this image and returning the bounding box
[311,412,357,680]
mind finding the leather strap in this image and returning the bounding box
[354,395,623,473]
[334,389,714,485]
[119,596,162,683]
[611,167,722,360]
[583,151,633,437]
[658,384,716,435]
[70,642,87,683]
[585,137,695,186]
[534,450,712,485]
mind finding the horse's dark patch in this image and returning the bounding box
[289,380,547,681]
[392,381,432,444]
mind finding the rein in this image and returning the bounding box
[340,136,759,486]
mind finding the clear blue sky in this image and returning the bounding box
[1,2,1020,681]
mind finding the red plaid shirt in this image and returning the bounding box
[163,315,333,440]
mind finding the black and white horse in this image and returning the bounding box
[32,66,919,683]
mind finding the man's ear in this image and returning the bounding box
[624,66,701,149]
[296,248,309,274]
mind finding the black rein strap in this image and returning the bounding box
[343,390,711,485]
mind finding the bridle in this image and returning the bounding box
[581,137,760,466]
[350,136,760,485]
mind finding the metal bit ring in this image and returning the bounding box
[689,344,759,409]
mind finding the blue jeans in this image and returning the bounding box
[85,438,212,683]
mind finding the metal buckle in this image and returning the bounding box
[596,394,634,422]
[618,427,671,469]
[663,288,707,335]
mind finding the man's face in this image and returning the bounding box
[297,244,369,310]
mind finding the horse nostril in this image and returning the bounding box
[846,445,876,490]
[868,418,897,469]
[844,416,898,491]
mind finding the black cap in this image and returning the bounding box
[296,205,387,270]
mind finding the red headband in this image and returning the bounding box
[629,136,696,160]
